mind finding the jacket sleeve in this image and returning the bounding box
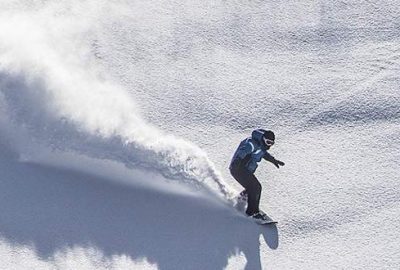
[263,151,276,163]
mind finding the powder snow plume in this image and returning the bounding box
[0,1,233,198]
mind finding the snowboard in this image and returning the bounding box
[233,192,277,225]
[254,212,277,225]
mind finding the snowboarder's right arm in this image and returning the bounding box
[230,139,254,169]
[235,139,255,159]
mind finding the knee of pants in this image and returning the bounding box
[249,181,262,194]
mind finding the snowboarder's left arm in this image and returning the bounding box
[263,152,285,168]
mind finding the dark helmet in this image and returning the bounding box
[263,130,275,141]
[262,130,275,147]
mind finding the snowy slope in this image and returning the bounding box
[1,0,400,269]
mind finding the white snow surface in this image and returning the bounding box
[0,1,399,269]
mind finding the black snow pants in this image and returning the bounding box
[230,165,262,216]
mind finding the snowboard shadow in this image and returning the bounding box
[0,151,279,270]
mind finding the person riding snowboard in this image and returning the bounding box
[229,129,285,222]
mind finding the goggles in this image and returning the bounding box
[264,138,275,146]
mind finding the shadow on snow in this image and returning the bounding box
[0,145,279,270]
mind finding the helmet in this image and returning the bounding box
[263,130,275,141]
[263,130,275,146]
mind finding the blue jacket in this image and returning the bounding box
[229,129,276,173]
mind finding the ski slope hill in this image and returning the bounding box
[0,0,399,269]
[0,138,278,270]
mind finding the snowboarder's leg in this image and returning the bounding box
[230,167,262,216]
[244,173,262,216]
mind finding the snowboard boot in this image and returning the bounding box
[250,212,268,224]
[249,210,276,224]
[234,190,248,212]
[238,189,248,202]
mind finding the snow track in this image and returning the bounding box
[0,9,233,199]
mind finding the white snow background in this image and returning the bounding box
[0,0,399,269]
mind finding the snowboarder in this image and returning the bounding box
[229,129,285,223]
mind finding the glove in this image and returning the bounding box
[273,159,285,168]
